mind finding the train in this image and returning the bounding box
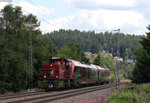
[39,57,110,89]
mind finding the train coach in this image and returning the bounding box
[39,57,110,89]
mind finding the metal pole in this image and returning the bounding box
[29,27,33,91]
[26,23,38,91]
[114,29,120,88]
[117,29,120,88]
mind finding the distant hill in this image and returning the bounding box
[45,29,144,58]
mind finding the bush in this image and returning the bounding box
[107,84,150,103]
[0,81,12,94]
[0,88,6,94]
[109,73,115,82]
[143,85,150,93]
[126,84,141,93]
[142,85,150,102]
[107,90,140,103]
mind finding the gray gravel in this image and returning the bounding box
[49,87,114,103]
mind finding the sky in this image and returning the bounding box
[0,0,150,35]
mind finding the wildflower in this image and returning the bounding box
[102,95,108,101]
[97,97,102,102]
[92,98,96,103]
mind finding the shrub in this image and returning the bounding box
[0,88,6,94]
[107,90,140,103]
[143,85,150,93]
[142,85,150,102]
[107,84,150,103]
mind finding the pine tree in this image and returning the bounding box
[132,25,150,83]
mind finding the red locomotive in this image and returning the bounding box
[39,57,110,89]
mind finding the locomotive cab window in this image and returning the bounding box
[49,60,61,64]
[64,61,72,69]
[65,62,70,69]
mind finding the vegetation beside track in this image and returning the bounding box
[104,83,150,103]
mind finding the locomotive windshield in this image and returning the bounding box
[49,59,61,64]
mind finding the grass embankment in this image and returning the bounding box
[106,83,150,103]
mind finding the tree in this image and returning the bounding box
[93,54,102,66]
[0,5,56,92]
[80,54,90,64]
[32,34,56,85]
[93,55,114,71]
[101,56,115,71]
[46,29,143,59]
[0,5,30,92]
[132,25,150,83]
[57,43,82,60]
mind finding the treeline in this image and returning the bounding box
[45,29,144,58]
[0,5,56,93]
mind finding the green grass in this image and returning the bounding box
[106,83,150,103]
[108,90,140,103]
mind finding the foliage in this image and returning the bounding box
[93,54,102,65]
[90,54,134,81]
[100,56,115,70]
[143,85,150,93]
[57,43,82,61]
[32,34,56,85]
[80,53,90,64]
[108,90,140,103]
[93,55,115,71]
[107,84,150,103]
[132,25,150,83]
[46,29,143,58]
[142,85,150,101]
[0,5,55,93]
[109,73,115,82]
[115,62,134,80]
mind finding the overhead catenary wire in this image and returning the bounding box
[5,1,61,31]
[27,0,77,29]
[21,8,61,30]
[0,1,61,30]
[26,0,87,30]
[1,0,120,33]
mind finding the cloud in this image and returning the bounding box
[0,1,54,19]
[0,0,149,35]
[43,9,148,35]
[63,0,150,20]
[0,1,55,32]
[16,1,54,18]
[0,2,10,10]
[134,0,150,20]
[63,0,135,10]
[57,0,149,35]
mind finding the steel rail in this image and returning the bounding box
[8,82,125,103]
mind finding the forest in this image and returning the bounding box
[45,29,143,59]
[0,5,150,93]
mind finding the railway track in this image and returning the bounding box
[0,90,45,102]
[1,82,124,103]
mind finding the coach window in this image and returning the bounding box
[87,68,90,79]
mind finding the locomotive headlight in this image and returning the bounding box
[44,75,46,78]
[56,76,58,78]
